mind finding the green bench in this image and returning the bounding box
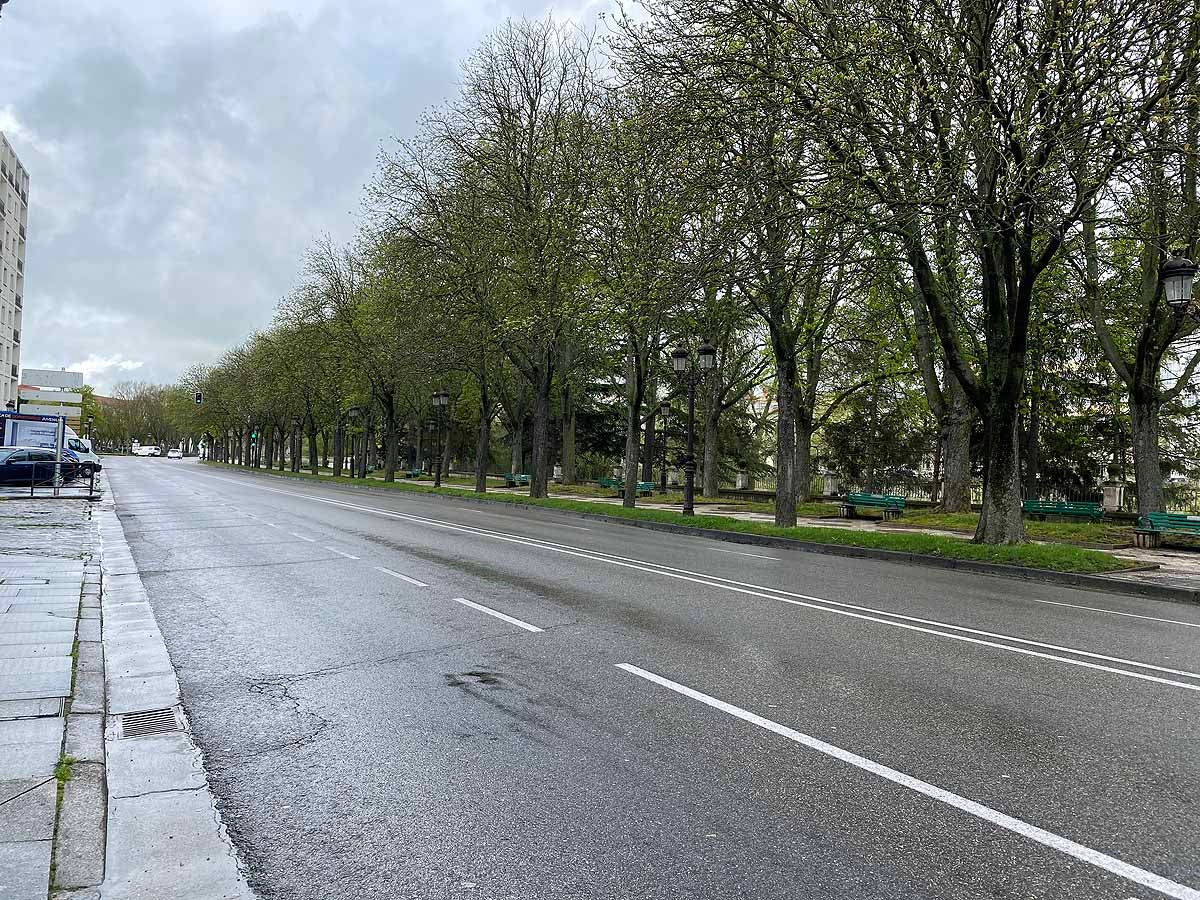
[596,477,654,497]
[1135,511,1200,549]
[1022,500,1104,522]
[504,473,531,488]
[841,492,905,521]
[402,469,424,479]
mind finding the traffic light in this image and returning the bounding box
[194,391,203,405]
[250,431,258,445]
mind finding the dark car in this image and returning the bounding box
[0,447,81,486]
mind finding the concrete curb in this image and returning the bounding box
[198,463,1199,607]
[94,475,255,900]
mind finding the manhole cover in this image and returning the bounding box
[117,707,183,739]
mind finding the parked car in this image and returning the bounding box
[0,447,81,486]
[166,448,183,459]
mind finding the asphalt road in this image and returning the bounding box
[105,457,1200,900]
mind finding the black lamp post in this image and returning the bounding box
[432,390,449,487]
[670,338,717,516]
[1162,253,1199,321]
[86,415,95,441]
[658,398,671,493]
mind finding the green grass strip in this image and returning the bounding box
[199,461,1136,575]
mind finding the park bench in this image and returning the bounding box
[840,492,906,521]
[1134,511,1200,549]
[1021,500,1104,522]
[402,469,424,479]
[504,473,531,488]
[596,476,654,497]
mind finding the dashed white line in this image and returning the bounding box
[617,663,1200,900]
[452,597,543,633]
[326,548,360,560]
[374,566,427,587]
[289,532,317,542]
[712,547,778,560]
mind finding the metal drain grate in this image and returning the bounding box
[117,707,182,739]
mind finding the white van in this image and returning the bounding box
[64,426,103,475]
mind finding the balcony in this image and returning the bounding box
[18,225,25,240]
[12,328,19,344]
[10,364,16,378]
[14,294,20,309]
[15,259,21,274]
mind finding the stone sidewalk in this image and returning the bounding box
[0,499,98,900]
[0,479,253,900]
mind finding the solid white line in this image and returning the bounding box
[1016,596,1200,629]
[374,566,427,587]
[326,547,360,560]
[458,507,591,530]
[452,597,543,633]
[289,532,317,542]
[712,547,779,560]
[185,470,1200,690]
[616,663,1200,900]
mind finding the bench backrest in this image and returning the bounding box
[1144,512,1200,529]
[1022,500,1103,514]
[847,492,905,508]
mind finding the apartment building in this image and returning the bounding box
[0,132,28,410]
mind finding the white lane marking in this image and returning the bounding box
[458,507,591,530]
[1016,597,1200,629]
[452,597,543,633]
[374,566,427,587]
[289,532,317,542]
[186,470,1200,690]
[712,547,779,561]
[326,548,360,560]
[617,663,1200,900]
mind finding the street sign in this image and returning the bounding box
[18,389,83,404]
[18,403,82,419]
[21,368,84,389]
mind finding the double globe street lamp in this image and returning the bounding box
[1162,252,1200,321]
[431,390,449,488]
[670,338,717,516]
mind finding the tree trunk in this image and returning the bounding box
[622,351,645,509]
[774,354,798,527]
[510,417,524,475]
[475,383,491,493]
[940,377,972,512]
[529,356,554,498]
[307,417,319,476]
[362,415,374,478]
[265,427,275,470]
[701,406,720,498]
[975,408,1025,544]
[321,430,329,468]
[561,390,577,484]
[383,398,398,483]
[278,423,287,471]
[795,412,814,504]
[1130,392,1165,514]
[333,419,344,478]
[641,378,657,483]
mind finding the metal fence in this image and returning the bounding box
[0,467,101,501]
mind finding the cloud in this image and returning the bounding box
[0,0,605,394]
[61,353,145,383]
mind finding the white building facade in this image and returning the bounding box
[0,133,28,410]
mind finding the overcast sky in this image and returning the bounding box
[0,0,602,394]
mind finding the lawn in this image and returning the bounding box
[200,461,1136,574]
[892,510,1136,547]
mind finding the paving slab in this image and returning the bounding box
[0,776,57,840]
[0,839,51,900]
[104,790,253,900]
[106,731,206,798]
[54,762,106,890]
[0,671,72,701]
[70,672,105,715]
[0,641,74,659]
[76,619,100,642]
[0,698,63,719]
[65,713,104,764]
[0,717,64,779]
[103,643,174,680]
[105,673,179,716]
